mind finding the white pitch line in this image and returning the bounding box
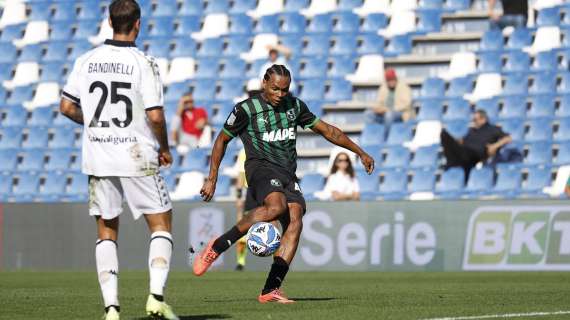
[419,310,570,320]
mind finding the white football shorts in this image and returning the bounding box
[88,174,172,220]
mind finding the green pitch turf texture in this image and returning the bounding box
[0,271,569,319]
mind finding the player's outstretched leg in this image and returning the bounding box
[144,213,179,320]
[258,203,303,304]
[95,217,121,319]
[193,192,287,276]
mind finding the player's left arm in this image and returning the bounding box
[311,120,375,174]
[59,98,84,125]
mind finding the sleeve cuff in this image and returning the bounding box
[305,117,320,129]
[222,127,236,138]
[62,91,80,105]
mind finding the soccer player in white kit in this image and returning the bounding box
[59,1,178,319]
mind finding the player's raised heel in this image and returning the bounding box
[102,306,120,320]
[258,288,295,304]
[192,239,219,276]
[145,295,179,320]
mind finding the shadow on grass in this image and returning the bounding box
[205,297,337,303]
[289,297,336,302]
[134,314,231,320]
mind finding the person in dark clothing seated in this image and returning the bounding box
[440,110,512,178]
[488,0,528,30]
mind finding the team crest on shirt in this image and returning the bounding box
[286,109,296,121]
[270,179,282,187]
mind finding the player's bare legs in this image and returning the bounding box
[143,211,178,320]
[193,192,287,276]
[258,203,302,304]
[95,217,120,317]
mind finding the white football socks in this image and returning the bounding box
[148,231,173,296]
[95,239,119,308]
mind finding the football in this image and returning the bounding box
[246,222,281,257]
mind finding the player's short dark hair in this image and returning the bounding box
[109,0,141,35]
[475,109,488,120]
[263,64,291,82]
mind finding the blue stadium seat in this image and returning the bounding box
[559,72,570,94]
[333,12,360,34]
[447,76,473,98]
[279,34,304,54]
[68,150,82,171]
[443,98,470,121]
[444,0,470,11]
[67,172,88,198]
[197,38,224,58]
[307,14,333,34]
[561,27,570,47]
[153,0,178,17]
[478,51,503,73]
[479,30,503,52]
[0,86,5,104]
[2,106,28,127]
[536,6,561,27]
[338,0,364,11]
[300,173,325,198]
[77,2,103,21]
[419,0,443,10]
[555,117,570,142]
[409,169,436,193]
[498,119,525,141]
[28,2,51,21]
[43,42,69,63]
[357,34,385,55]
[328,56,356,78]
[475,97,499,121]
[330,34,358,56]
[148,17,176,38]
[0,149,18,172]
[50,21,74,41]
[530,72,557,95]
[68,41,93,61]
[145,39,170,58]
[417,99,443,121]
[411,145,439,169]
[230,0,257,14]
[180,0,203,16]
[194,58,219,79]
[284,0,310,12]
[18,44,43,62]
[0,127,23,150]
[13,172,40,200]
[299,80,325,102]
[165,82,190,103]
[23,126,49,149]
[18,149,45,172]
[356,171,380,200]
[39,172,66,201]
[361,13,388,33]
[179,149,209,172]
[45,148,73,172]
[386,122,414,146]
[528,94,555,119]
[559,95,570,118]
[525,142,552,165]
[175,16,202,36]
[216,79,244,102]
[0,174,12,198]
[211,103,234,126]
[416,10,442,34]
[379,170,407,199]
[419,77,445,100]
[300,57,328,79]
[532,50,558,72]
[303,34,331,56]
[192,79,217,102]
[360,123,386,147]
[0,43,18,63]
[435,167,464,198]
[28,107,53,127]
[0,24,25,43]
[520,165,551,195]
[465,167,494,195]
[383,146,410,169]
[214,174,232,197]
[7,86,35,106]
[254,14,280,34]
[506,28,533,50]
[325,79,353,102]
[555,141,570,165]
[0,63,13,83]
[220,58,247,79]
[228,14,253,35]
[50,127,76,149]
[499,95,527,120]
[384,35,412,57]
[171,38,197,57]
[444,119,469,139]
[280,13,307,35]
[205,0,230,14]
[493,167,521,196]
[52,2,77,22]
[504,50,530,73]
[224,36,251,57]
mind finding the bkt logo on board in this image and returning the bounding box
[463,206,570,270]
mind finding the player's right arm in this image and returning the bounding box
[59,98,84,125]
[201,104,248,202]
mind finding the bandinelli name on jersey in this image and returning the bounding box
[88,62,134,75]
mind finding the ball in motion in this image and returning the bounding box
[246,222,281,257]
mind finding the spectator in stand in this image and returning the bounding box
[488,0,528,30]
[367,68,413,126]
[170,92,208,149]
[255,44,296,92]
[319,152,360,201]
[440,110,512,178]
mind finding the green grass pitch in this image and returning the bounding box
[0,271,569,319]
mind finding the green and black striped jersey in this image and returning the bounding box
[222,94,319,176]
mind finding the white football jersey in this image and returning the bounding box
[63,39,164,177]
